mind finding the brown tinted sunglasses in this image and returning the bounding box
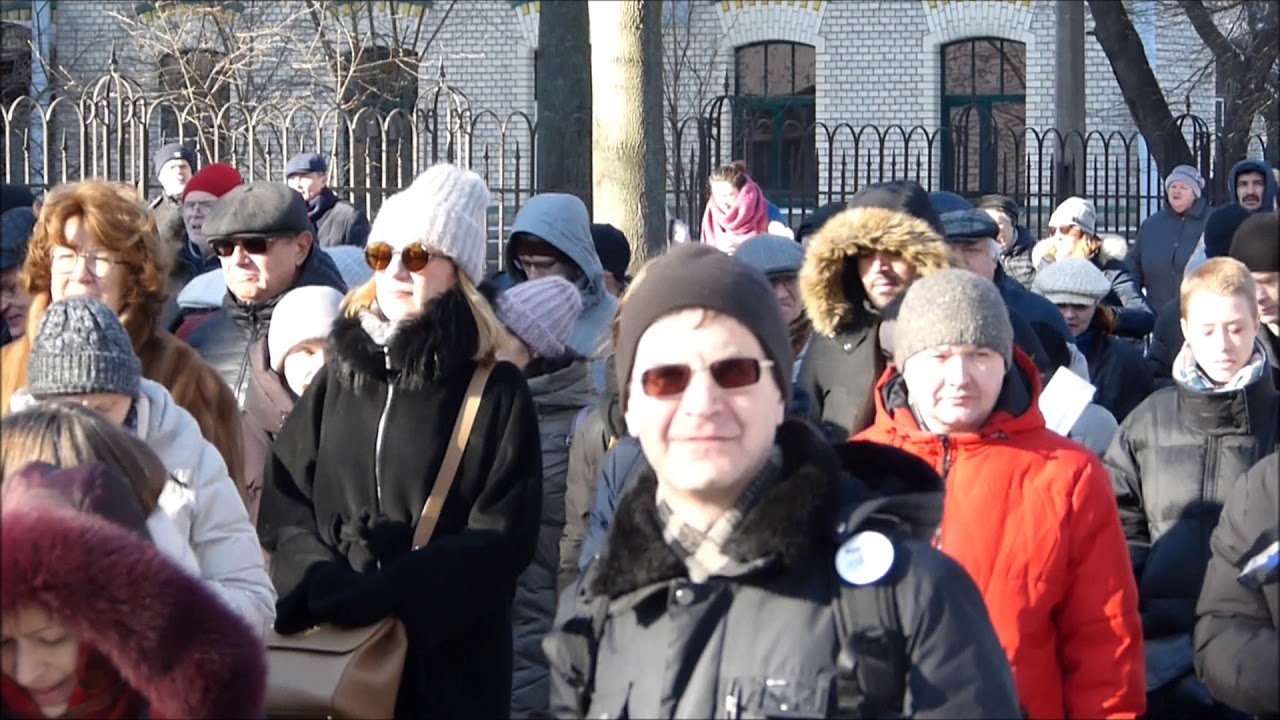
[365,242,434,272]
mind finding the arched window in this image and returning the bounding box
[941,38,1025,198]
[733,41,817,210]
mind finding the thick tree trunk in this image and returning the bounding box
[536,0,592,207]
[589,0,667,270]
[1087,0,1195,178]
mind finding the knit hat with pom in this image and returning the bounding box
[368,163,490,285]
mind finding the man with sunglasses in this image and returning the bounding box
[505,194,618,392]
[547,243,1022,719]
[185,182,346,406]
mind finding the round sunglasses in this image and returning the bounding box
[639,357,775,397]
[365,242,435,272]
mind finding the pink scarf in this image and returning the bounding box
[701,177,770,254]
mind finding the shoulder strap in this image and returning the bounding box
[412,363,494,550]
[832,553,907,718]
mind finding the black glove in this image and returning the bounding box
[306,560,393,629]
[361,515,415,565]
[272,584,319,636]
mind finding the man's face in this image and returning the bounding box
[1181,291,1260,384]
[287,172,328,203]
[856,249,917,310]
[513,236,576,282]
[217,232,311,304]
[771,275,803,325]
[1166,181,1196,214]
[158,159,192,196]
[56,392,134,427]
[1252,271,1279,326]
[181,190,218,253]
[625,309,784,508]
[602,273,624,298]
[953,239,998,281]
[981,208,1015,250]
[1236,171,1266,211]
[0,265,30,340]
[900,344,1006,434]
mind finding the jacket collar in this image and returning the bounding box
[331,287,480,393]
[1176,367,1279,436]
[587,420,842,600]
[244,337,295,434]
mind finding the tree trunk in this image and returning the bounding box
[536,0,592,206]
[589,0,667,269]
[1087,0,1194,178]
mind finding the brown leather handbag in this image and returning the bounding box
[264,364,493,719]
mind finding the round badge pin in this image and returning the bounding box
[835,531,895,586]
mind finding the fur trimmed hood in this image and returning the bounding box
[800,206,956,336]
[330,286,488,393]
[1,505,266,718]
[587,419,944,600]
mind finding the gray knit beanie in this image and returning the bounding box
[893,269,1013,369]
[28,297,142,398]
[1164,164,1205,199]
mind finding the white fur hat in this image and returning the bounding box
[368,163,491,285]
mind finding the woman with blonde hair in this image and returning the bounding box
[258,163,542,719]
[0,400,198,576]
[0,180,246,504]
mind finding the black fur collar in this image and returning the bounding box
[588,420,841,599]
[330,288,480,393]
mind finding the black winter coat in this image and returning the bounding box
[1106,374,1280,642]
[1194,451,1279,718]
[310,187,371,248]
[546,421,1022,719]
[185,246,346,405]
[257,289,543,719]
[1079,329,1155,422]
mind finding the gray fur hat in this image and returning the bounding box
[893,269,1014,369]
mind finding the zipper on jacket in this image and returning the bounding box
[371,347,395,569]
[933,435,956,551]
[1201,435,1221,552]
[234,313,263,400]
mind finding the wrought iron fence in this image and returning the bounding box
[2,66,1269,269]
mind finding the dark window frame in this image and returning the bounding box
[940,37,1027,200]
[731,41,817,209]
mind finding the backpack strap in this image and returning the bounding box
[832,539,907,718]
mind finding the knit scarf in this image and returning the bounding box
[700,177,770,255]
[307,188,337,223]
[654,450,781,582]
[1172,341,1267,394]
[358,307,400,347]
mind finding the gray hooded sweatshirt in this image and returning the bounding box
[506,194,619,390]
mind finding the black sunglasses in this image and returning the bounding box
[210,236,281,257]
[640,358,775,397]
[365,242,434,272]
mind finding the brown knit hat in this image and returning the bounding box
[893,269,1014,369]
[615,243,792,409]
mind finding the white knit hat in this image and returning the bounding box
[496,277,583,359]
[368,163,491,285]
[268,286,345,372]
[1048,196,1097,238]
[1032,258,1111,306]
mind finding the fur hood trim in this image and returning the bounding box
[800,206,956,335]
[330,286,483,393]
[0,506,267,718]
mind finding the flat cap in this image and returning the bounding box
[286,153,328,177]
[203,182,311,241]
[941,209,1000,244]
[733,233,805,278]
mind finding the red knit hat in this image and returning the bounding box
[183,162,243,200]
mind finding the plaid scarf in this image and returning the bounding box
[655,450,782,582]
[1172,341,1267,394]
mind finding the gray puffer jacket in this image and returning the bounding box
[511,356,598,719]
[546,420,1023,719]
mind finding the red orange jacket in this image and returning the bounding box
[855,351,1145,719]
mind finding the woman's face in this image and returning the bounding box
[281,346,327,397]
[1166,181,1196,215]
[373,249,458,323]
[710,180,740,213]
[2,605,80,718]
[49,215,130,313]
[1056,303,1098,338]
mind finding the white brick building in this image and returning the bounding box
[0,0,1234,234]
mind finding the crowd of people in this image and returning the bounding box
[0,146,1276,720]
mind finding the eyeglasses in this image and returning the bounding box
[514,255,564,275]
[210,236,283,257]
[365,242,434,273]
[182,200,215,213]
[1048,224,1082,238]
[49,249,124,278]
[639,357,775,397]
